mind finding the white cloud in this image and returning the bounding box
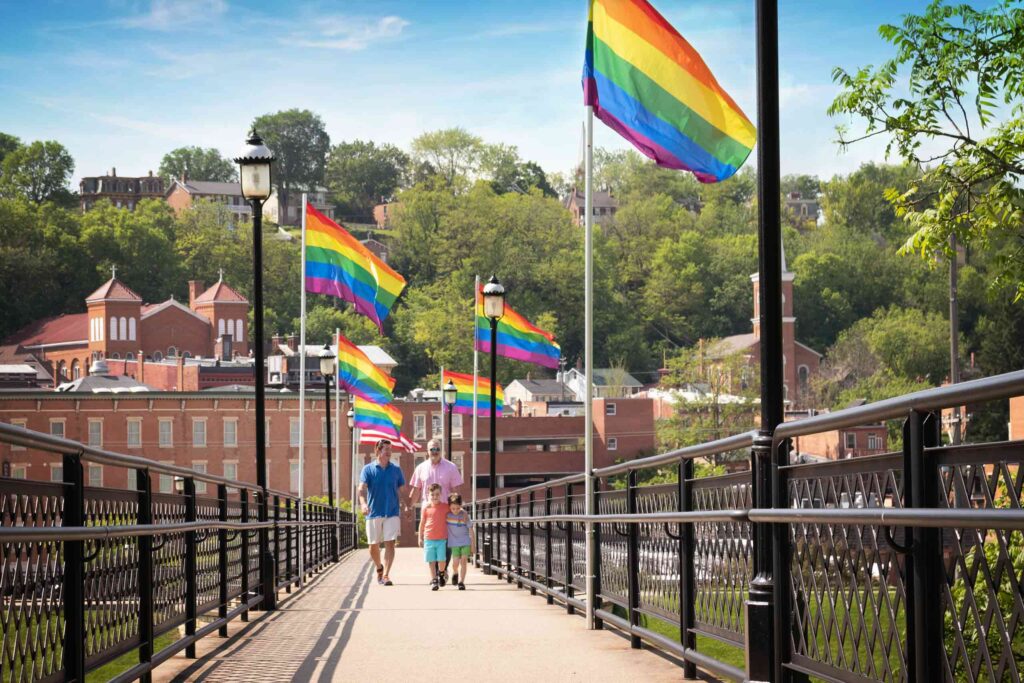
[283,15,410,51]
[120,0,228,30]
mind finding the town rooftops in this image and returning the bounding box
[590,368,642,387]
[564,188,618,208]
[513,379,568,394]
[56,374,155,393]
[194,280,248,304]
[4,313,89,347]
[86,277,143,303]
[707,333,759,358]
[172,180,242,196]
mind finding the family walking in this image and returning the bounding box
[357,437,476,588]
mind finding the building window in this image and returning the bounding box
[87,419,102,448]
[290,461,300,492]
[193,463,207,494]
[867,433,882,450]
[50,463,63,482]
[431,414,441,438]
[218,319,225,336]
[290,418,301,447]
[127,352,134,361]
[110,316,117,341]
[192,419,207,447]
[10,420,26,450]
[88,464,102,487]
[606,403,616,416]
[413,414,426,440]
[223,462,238,481]
[57,360,67,380]
[452,414,463,439]
[159,466,173,494]
[236,319,244,342]
[110,352,120,360]
[321,418,328,446]
[119,317,127,340]
[72,359,81,379]
[153,351,163,362]
[158,418,173,447]
[607,437,618,451]
[127,418,142,448]
[798,365,810,389]
[224,419,238,447]
[49,420,64,439]
[168,346,177,358]
[10,465,26,479]
[844,433,857,450]
[129,317,136,341]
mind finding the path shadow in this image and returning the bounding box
[292,562,373,681]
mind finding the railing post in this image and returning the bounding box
[746,432,776,682]
[907,410,942,682]
[626,470,641,649]
[505,496,513,583]
[61,451,85,682]
[333,506,340,562]
[565,482,575,614]
[285,497,293,592]
[679,459,696,677]
[218,484,229,638]
[545,487,554,605]
[240,488,250,621]
[137,469,155,683]
[272,494,280,591]
[184,477,197,658]
[482,498,493,575]
[592,478,603,629]
[528,491,536,595]
[773,439,807,683]
[515,493,523,588]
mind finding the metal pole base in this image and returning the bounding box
[482,539,493,575]
[260,545,277,611]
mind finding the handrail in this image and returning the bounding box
[593,430,756,478]
[775,369,1024,439]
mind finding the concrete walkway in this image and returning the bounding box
[156,547,686,682]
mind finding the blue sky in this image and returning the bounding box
[0,0,942,185]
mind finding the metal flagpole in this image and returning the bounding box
[472,276,480,520]
[440,366,446,458]
[297,192,308,584]
[584,105,596,630]
[335,328,341,505]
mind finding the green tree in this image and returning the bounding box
[0,140,74,204]
[830,0,1024,296]
[820,163,920,241]
[252,109,331,222]
[158,146,237,183]
[325,140,409,219]
[296,304,382,349]
[0,133,20,168]
[410,128,483,189]
[781,174,820,199]
[479,143,556,196]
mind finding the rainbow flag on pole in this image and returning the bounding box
[304,204,406,331]
[475,293,560,370]
[336,333,396,405]
[353,397,403,439]
[583,0,755,183]
[446,370,504,417]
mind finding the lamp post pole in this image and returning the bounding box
[235,130,276,611]
[443,380,456,462]
[320,346,337,560]
[481,276,505,575]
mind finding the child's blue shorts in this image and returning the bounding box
[424,538,446,562]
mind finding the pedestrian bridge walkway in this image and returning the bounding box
[154,548,683,682]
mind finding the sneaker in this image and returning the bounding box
[431,578,439,591]
[376,564,384,584]
[458,582,466,590]
[383,576,393,586]
[438,572,447,587]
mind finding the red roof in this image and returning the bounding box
[86,278,142,302]
[194,280,248,304]
[5,313,88,347]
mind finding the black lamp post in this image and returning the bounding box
[235,129,276,610]
[443,380,457,461]
[320,344,337,560]
[482,275,505,574]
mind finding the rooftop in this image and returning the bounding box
[86,277,143,303]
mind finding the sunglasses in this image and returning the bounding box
[429,448,440,453]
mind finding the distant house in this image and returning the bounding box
[165,177,250,222]
[784,191,820,225]
[505,378,571,405]
[80,169,164,212]
[563,187,618,228]
[373,202,397,228]
[267,339,397,390]
[263,187,335,226]
[360,238,389,263]
[564,367,643,400]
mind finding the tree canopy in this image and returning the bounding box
[158,146,237,183]
[252,109,330,220]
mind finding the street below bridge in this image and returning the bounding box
[154,547,684,682]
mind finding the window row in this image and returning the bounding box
[53,417,340,449]
[410,413,464,441]
[91,316,138,342]
[217,318,245,343]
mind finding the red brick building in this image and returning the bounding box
[0,393,655,546]
[2,275,250,385]
[79,169,164,212]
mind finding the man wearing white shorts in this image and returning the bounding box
[358,439,407,586]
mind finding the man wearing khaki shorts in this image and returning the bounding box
[358,439,407,586]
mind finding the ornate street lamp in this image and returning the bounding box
[481,275,505,574]
[347,408,358,529]
[235,129,276,610]
[443,379,457,461]
[320,344,337,560]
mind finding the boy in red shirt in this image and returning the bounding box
[417,483,448,590]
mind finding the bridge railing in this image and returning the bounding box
[0,422,356,683]
[477,369,1024,683]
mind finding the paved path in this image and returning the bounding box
[156,548,686,682]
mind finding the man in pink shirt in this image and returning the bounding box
[408,437,464,584]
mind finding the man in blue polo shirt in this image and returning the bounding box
[358,439,407,586]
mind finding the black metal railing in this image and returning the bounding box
[476,369,1024,683]
[0,422,357,683]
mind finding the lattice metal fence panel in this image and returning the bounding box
[570,492,587,593]
[246,494,261,593]
[597,489,627,606]
[195,495,221,614]
[152,493,187,631]
[692,471,751,644]
[548,495,567,586]
[83,487,140,663]
[0,481,64,683]
[785,453,908,683]
[637,485,680,622]
[936,444,1024,683]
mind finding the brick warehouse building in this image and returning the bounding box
[1,275,250,385]
[0,392,655,547]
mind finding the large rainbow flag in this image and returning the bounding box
[583,0,755,183]
[336,333,396,405]
[475,294,560,370]
[353,397,403,439]
[446,370,504,417]
[305,204,406,331]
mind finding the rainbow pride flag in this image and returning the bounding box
[446,370,504,417]
[583,0,755,183]
[353,397,402,439]
[336,333,396,405]
[475,294,560,370]
[305,204,406,331]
